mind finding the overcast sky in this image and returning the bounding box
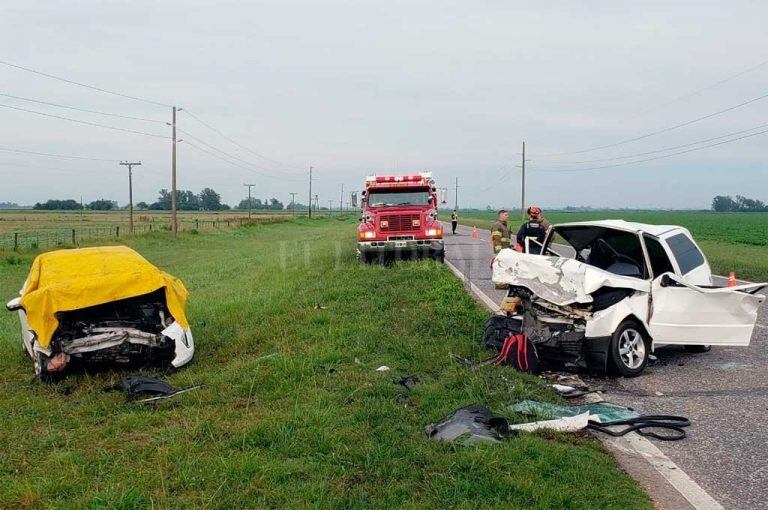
[1,0,766,209]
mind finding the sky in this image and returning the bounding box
[0,0,766,210]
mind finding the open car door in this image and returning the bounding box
[649,273,765,346]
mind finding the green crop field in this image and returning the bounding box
[0,219,650,509]
[456,210,768,282]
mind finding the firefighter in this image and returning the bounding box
[450,209,458,234]
[516,206,551,254]
[491,209,512,254]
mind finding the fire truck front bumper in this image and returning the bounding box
[357,238,444,254]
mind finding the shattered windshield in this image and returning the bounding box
[367,189,430,207]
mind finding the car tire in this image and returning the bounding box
[608,320,650,377]
[683,345,712,353]
[433,252,445,263]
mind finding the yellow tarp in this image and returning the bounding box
[19,246,189,349]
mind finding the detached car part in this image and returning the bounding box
[6,246,195,381]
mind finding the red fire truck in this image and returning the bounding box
[357,172,444,262]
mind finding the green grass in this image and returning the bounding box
[458,210,768,281]
[0,219,650,509]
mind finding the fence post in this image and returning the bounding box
[14,232,18,251]
[116,226,120,238]
[72,229,76,246]
[196,219,199,230]
[150,223,153,232]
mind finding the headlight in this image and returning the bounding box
[359,231,375,239]
[426,228,441,236]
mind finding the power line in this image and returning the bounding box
[177,127,296,177]
[541,121,768,165]
[631,56,768,118]
[0,145,118,162]
[183,109,304,172]
[0,160,108,175]
[0,102,170,138]
[535,89,768,158]
[536,127,768,173]
[0,59,172,108]
[182,140,303,182]
[0,92,166,123]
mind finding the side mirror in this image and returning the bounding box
[660,274,675,287]
[6,297,22,312]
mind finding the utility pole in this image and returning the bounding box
[328,199,333,216]
[521,141,526,219]
[243,183,256,218]
[340,184,344,217]
[171,106,182,237]
[454,177,459,210]
[289,192,297,216]
[308,166,313,219]
[120,161,141,233]
[80,195,84,221]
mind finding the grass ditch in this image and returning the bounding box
[0,218,651,509]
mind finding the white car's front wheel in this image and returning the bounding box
[609,320,650,377]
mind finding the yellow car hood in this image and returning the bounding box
[19,246,189,349]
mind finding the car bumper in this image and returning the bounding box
[357,239,444,253]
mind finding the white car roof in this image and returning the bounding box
[553,219,683,237]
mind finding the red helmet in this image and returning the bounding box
[528,206,542,217]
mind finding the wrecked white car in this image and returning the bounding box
[5,246,194,381]
[492,220,765,376]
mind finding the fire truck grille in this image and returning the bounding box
[380,214,420,232]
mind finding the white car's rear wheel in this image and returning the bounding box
[609,320,650,377]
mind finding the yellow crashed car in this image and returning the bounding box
[5,246,194,381]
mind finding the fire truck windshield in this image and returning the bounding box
[367,189,430,207]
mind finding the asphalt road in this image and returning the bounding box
[443,223,768,510]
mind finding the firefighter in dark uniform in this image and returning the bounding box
[491,209,512,254]
[450,209,458,234]
[516,206,551,254]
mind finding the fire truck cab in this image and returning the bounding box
[357,172,444,263]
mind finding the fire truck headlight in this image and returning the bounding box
[426,228,441,236]
[361,231,375,239]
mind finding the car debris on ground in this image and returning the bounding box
[106,375,200,403]
[5,246,194,381]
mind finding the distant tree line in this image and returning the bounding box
[33,199,118,211]
[31,187,296,211]
[712,195,767,212]
[0,201,24,209]
[237,197,285,210]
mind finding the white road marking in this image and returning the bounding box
[445,255,724,510]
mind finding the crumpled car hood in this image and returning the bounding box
[492,249,650,306]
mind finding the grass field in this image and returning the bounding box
[0,219,650,509]
[0,209,292,235]
[457,210,768,281]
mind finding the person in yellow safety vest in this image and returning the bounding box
[490,209,512,254]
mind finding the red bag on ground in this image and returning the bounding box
[493,333,540,374]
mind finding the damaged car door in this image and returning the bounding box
[649,274,765,346]
[644,231,765,346]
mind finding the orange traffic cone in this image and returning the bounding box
[471,226,478,238]
[727,272,737,287]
